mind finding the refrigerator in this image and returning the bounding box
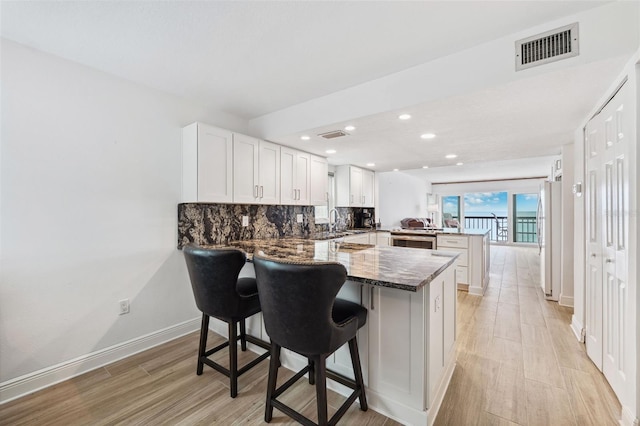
[537,180,562,300]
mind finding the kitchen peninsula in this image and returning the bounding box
[197,238,459,426]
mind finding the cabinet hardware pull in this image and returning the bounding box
[591,253,596,258]
[260,186,264,198]
[435,295,441,312]
[606,258,614,263]
[362,195,365,204]
[370,287,375,310]
[254,185,259,198]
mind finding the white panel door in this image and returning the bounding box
[295,152,311,205]
[585,119,603,369]
[310,155,328,206]
[599,84,630,399]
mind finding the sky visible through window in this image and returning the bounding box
[464,192,508,217]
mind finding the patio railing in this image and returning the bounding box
[459,215,537,243]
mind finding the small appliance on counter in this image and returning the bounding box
[354,210,373,228]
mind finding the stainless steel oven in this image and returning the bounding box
[390,234,437,249]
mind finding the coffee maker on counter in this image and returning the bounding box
[354,210,373,229]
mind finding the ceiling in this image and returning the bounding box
[2,1,635,182]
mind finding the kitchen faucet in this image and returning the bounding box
[329,208,340,233]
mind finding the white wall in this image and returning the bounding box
[559,144,575,307]
[376,171,430,228]
[0,40,248,391]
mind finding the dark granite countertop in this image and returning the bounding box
[217,238,459,292]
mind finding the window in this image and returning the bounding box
[513,193,538,243]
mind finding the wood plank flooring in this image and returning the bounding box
[434,245,621,426]
[1,246,621,425]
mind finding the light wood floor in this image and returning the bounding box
[1,246,621,425]
[434,245,621,426]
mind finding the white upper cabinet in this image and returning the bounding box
[310,155,328,205]
[362,169,375,207]
[233,133,280,204]
[336,165,374,207]
[182,122,326,206]
[182,122,233,203]
[281,147,310,205]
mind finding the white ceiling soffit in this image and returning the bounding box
[0,0,615,120]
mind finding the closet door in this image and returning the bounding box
[600,84,630,398]
[584,119,603,369]
[584,81,632,403]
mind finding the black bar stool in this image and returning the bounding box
[183,244,270,398]
[253,255,368,426]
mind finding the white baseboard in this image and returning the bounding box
[570,315,585,342]
[468,285,484,296]
[559,294,574,307]
[0,318,201,405]
[619,404,639,426]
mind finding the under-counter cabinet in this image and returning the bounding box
[336,165,375,207]
[437,232,489,295]
[181,122,233,202]
[280,147,310,205]
[233,134,281,204]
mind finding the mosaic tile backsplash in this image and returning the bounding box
[177,203,362,249]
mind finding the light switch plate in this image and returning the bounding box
[296,214,303,223]
[242,216,249,227]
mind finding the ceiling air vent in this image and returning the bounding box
[515,22,579,71]
[318,130,349,139]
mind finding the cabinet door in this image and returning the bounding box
[427,276,444,408]
[375,232,390,246]
[233,134,259,203]
[368,286,425,410]
[258,141,280,204]
[182,122,233,202]
[280,147,296,204]
[326,281,369,384]
[362,169,375,207]
[442,267,456,360]
[296,152,311,205]
[310,155,328,205]
[350,167,363,207]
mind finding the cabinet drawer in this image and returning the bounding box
[455,266,469,284]
[437,235,468,249]
[441,247,467,266]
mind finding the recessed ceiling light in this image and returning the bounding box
[301,135,310,141]
[445,154,457,159]
[325,149,336,154]
[420,133,436,140]
[345,125,356,131]
[393,168,399,171]
[456,162,464,166]
[398,114,411,120]
[366,163,375,167]
[422,166,429,169]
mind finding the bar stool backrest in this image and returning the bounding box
[183,244,247,320]
[253,255,356,356]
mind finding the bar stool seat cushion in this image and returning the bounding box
[237,277,259,297]
[332,299,367,329]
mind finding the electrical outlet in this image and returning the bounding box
[119,299,130,315]
[242,215,249,227]
[296,214,303,223]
